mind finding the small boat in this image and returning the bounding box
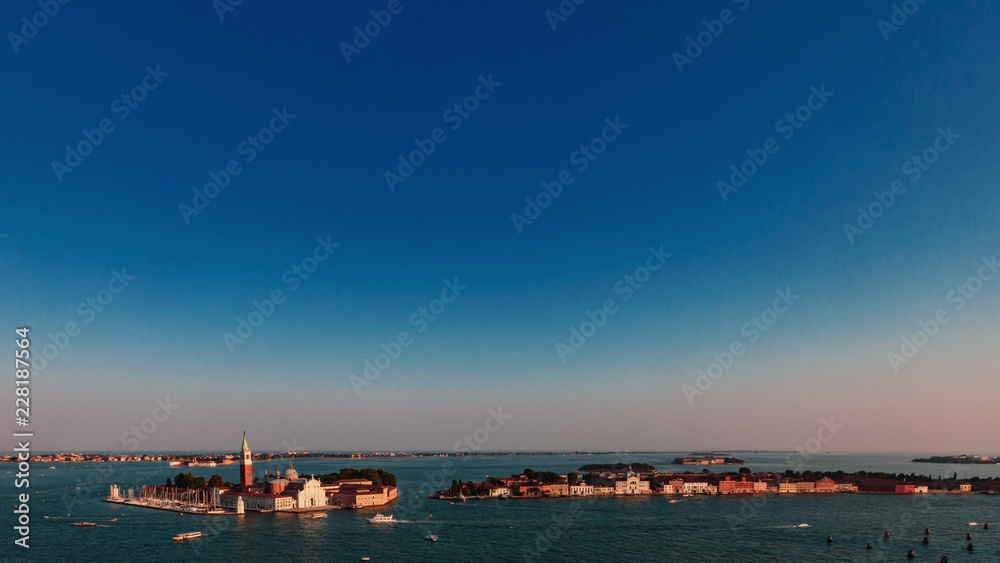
[367,513,396,524]
[311,513,327,519]
[173,531,202,541]
[49,466,56,469]
[71,522,97,527]
[427,534,438,542]
[498,493,508,500]
[362,558,371,562]
[796,524,810,528]
[668,499,680,504]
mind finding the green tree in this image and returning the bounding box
[534,471,564,484]
[524,468,536,480]
[567,472,579,484]
[208,474,225,488]
[510,484,520,496]
[361,468,383,486]
[165,477,172,487]
[175,472,195,489]
[450,480,461,495]
[378,469,397,487]
[738,467,751,475]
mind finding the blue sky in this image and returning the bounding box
[3,1,999,453]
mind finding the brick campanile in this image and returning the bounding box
[239,431,253,490]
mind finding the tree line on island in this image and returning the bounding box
[167,472,227,490]
[450,468,577,496]
[314,467,397,487]
[165,467,397,490]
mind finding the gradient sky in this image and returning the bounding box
[3,1,999,454]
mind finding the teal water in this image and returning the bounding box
[4,453,999,562]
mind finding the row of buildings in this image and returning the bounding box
[169,457,236,467]
[1,453,167,463]
[449,470,983,498]
[216,433,397,512]
[472,472,654,497]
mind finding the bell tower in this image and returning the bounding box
[239,431,253,490]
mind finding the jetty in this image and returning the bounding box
[103,484,236,516]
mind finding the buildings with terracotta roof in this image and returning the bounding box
[218,433,396,512]
[327,481,399,507]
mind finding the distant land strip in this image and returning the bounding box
[912,455,999,464]
[2,451,679,463]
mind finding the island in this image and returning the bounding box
[912,455,998,464]
[103,433,399,515]
[432,466,1000,501]
[673,455,746,465]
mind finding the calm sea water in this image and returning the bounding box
[4,453,999,562]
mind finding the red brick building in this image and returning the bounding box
[859,479,915,493]
[718,476,757,494]
[815,477,835,493]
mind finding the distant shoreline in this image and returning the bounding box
[0,451,777,463]
[3,451,681,464]
[6,451,999,463]
[912,455,999,464]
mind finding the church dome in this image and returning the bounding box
[285,463,299,480]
